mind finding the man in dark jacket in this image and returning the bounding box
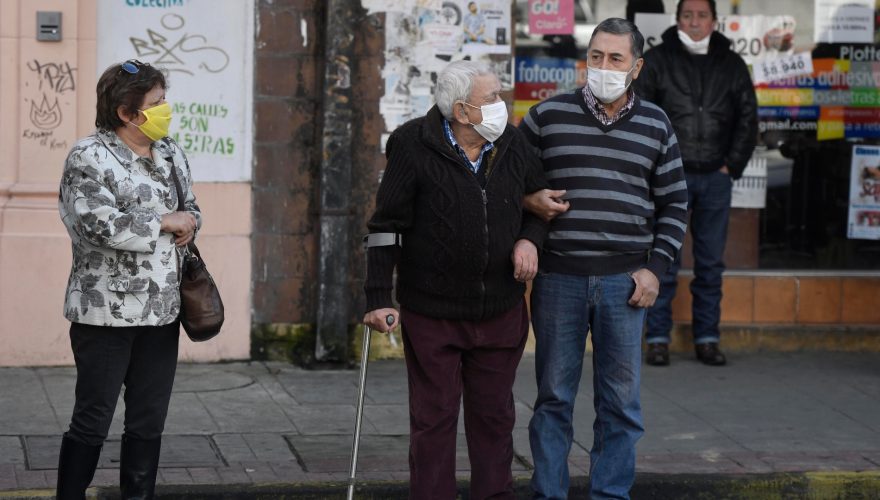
[635,0,757,367]
[363,60,548,499]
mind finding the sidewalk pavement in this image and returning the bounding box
[1,351,879,499]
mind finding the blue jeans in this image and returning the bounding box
[646,170,731,345]
[529,272,646,500]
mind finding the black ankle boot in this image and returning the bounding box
[120,435,162,500]
[56,434,102,500]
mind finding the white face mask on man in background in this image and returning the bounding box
[587,64,636,104]
[678,29,711,54]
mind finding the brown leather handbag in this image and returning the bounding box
[169,158,224,342]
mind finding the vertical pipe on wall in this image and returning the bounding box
[314,0,358,363]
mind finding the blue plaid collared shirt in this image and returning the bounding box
[442,119,494,174]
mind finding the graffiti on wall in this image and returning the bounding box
[129,14,230,76]
[98,0,254,181]
[21,59,76,151]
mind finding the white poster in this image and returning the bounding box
[458,0,512,55]
[373,0,513,134]
[814,0,874,44]
[848,145,880,240]
[635,13,797,67]
[97,0,254,182]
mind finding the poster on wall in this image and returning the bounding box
[848,145,880,239]
[635,13,797,66]
[374,0,513,138]
[96,0,254,182]
[814,0,874,44]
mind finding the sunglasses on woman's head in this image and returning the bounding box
[120,60,148,75]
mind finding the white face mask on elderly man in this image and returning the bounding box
[587,65,636,104]
[462,100,508,143]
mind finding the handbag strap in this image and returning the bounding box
[164,142,186,214]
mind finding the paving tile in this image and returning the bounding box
[0,464,17,489]
[186,467,223,484]
[159,435,224,468]
[0,369,64,435]
[13,465,50,489]
[0,436,24,464]
[213,464,253,484]
[286,435,409,473]
[213,433,257,462]
[242,461,283,483]
[164,393,219,434]
[284,404,371,435]
[364,404,409,435]
[159,467,193,484]
[268,461,308,480]
[241,433,298,462]
[198,385,297,433]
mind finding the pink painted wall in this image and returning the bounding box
[0,0,251,366]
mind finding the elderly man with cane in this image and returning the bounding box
[361,60,548,499]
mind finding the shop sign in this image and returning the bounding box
[512,56,585,124]
[528,0,574,35]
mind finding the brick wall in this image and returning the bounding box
[252,0,323,326]
[251,2,386,360]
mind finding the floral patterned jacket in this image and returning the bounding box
[59,129,202,327]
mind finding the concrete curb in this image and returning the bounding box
[4,472,879,499]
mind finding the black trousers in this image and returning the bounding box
[65,322,180,447]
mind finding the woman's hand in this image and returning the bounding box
[161,212,197,246]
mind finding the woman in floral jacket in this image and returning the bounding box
[55,60,200,500]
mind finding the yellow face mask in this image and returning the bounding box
[135,102,172,142]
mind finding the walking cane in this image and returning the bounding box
[347,313,394,500]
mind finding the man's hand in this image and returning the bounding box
[363,308,399,333]
[511,239,538,282]
[628,268,659,308]
[523,189,570,222]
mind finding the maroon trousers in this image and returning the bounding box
[401,298,528,500]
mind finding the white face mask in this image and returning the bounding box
[587,65,636,104]
[463,100,508,142]
[678,29,711,54]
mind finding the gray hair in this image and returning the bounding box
[588,17,645,60]
[435,61,495,121]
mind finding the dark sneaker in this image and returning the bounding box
[695,343,727,366]
[646,343,670,366]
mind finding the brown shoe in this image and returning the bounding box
[695,343,727,366]
[646,343,669,366]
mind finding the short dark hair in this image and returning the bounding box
[588,18,645,60]
[626,0,665,23]
[676,0,717,21]
[95,60,167,130]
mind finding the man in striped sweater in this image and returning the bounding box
[518,18,688,499]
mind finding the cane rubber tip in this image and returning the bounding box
[385,314,395,326]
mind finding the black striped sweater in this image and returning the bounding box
[519,89,688,279]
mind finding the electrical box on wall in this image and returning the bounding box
[36,11,62,42]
